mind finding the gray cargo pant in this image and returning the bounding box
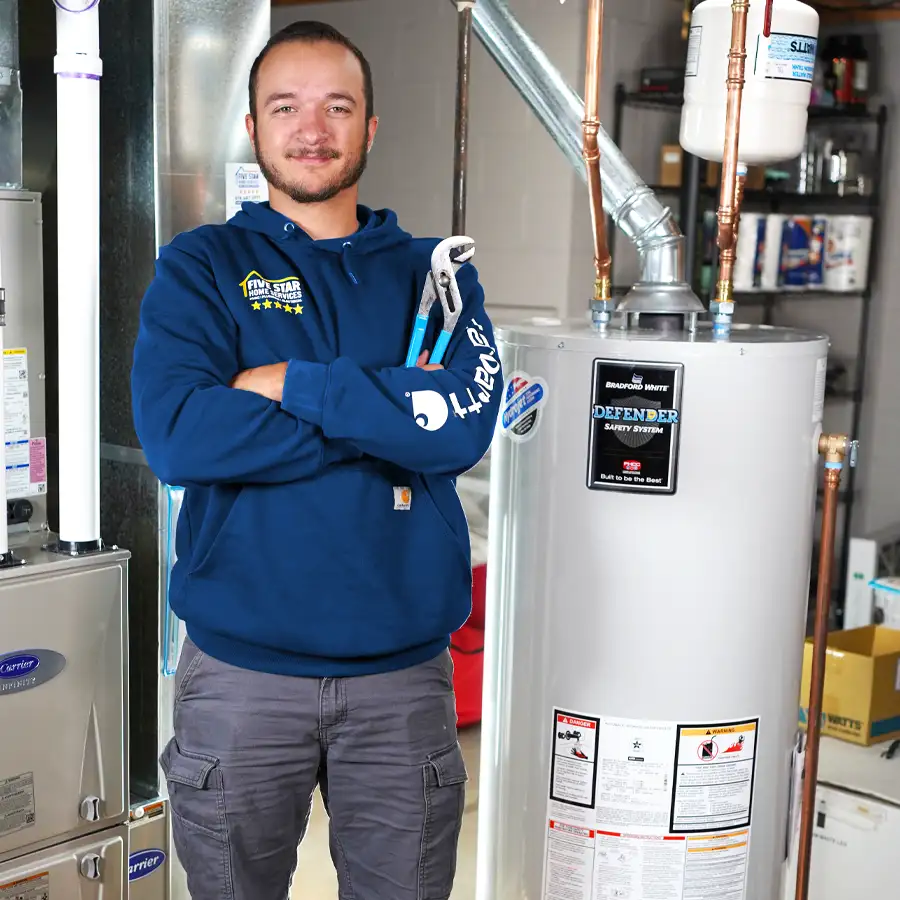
[159,637,468,900]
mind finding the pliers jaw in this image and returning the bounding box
[404,236,476,368]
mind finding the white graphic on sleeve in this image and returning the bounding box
[411,390,449,431]
[408,317,500,427]
[448,317,501,420]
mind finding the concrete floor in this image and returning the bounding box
[290,726,481,899]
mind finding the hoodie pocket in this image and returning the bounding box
[177,464,475,661]
[182,486,244,582]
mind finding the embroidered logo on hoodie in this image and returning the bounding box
[239,270,304,314]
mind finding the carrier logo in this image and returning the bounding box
[0,649,66,697]
[409,390,449,431]
[239,270,304,314]
[0,654,39,677]
[129,849,166,882]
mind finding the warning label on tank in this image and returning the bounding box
[541,712,756,900]
[758,32,817,83]
[671,720,758,833]
[0,871,49,900]
[551,711,600,809]
[0,771,35,838]
[586,359,684,494]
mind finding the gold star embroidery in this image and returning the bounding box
[293,304,303,315]
[252,301,261,310]
[274,301,282,309]
[263,299,272,309]
[283,304,293,314]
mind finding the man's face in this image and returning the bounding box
[247,40,378,205]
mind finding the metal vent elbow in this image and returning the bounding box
[460,0,702,316]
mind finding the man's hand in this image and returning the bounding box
[231,362,288,402]
[416,350,444,372]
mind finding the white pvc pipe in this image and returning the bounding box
[54,0,101,548]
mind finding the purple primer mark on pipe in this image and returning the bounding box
[57,72,101,80]
[53,0,101,12]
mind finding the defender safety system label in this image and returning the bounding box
[587,359,683,494]
[542,712,758,900]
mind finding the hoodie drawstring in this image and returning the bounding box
[341,241,359,285]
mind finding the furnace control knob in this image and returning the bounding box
[79,854,101,880]
[80,796,101,822]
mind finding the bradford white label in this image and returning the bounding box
[587,359,684,494]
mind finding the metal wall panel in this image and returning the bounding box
[153,0,270,245]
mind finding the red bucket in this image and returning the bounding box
[451,562,486,728]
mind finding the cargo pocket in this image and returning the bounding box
[160,737,233,898]
[419,742,468,900]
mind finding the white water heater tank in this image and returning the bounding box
[477,321,828,900]
[680,0,819,164]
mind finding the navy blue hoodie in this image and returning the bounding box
[131,202,502,677]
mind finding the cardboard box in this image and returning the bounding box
[704,162,766,190]
[799,625,900,746]
[782,737,900,900]
[659,144,682,187]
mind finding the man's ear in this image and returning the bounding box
[367,115,379,152]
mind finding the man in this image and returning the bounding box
[131,20,502,900]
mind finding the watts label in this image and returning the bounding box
[587,359,684,494]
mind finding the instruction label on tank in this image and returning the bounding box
[0,871,49,900]
[671,720,759,833]
[0,771,36,838]
[587,359,684,494]
[3,348,45,500]
[812,357,827,423]
[685,26,702,78]
[758,33,817,82]
[541,712,756,900]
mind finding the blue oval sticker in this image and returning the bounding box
[0,650,66,697]
[129,848,166,882]
[0,654,40,678]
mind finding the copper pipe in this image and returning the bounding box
[583,0,611,303]
[715,0,750,304]
[453,1,473,234]
[795,434,850,900]
[731,169,746,244]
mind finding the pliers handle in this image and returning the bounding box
[405,236,476,368]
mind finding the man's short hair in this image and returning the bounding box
[248,20,374,122]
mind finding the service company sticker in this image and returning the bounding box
[499,371,548,443]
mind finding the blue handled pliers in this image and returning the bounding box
[404,235,476,368]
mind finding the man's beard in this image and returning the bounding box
[255,133,368,204]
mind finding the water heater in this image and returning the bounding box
[680,0,819,163]
[477,319,828,900]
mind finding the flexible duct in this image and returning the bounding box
[462,0,697,301]
[0,0,23,188]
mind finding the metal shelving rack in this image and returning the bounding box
[609,82,888,625]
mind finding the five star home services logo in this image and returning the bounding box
[239,270,304,315]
